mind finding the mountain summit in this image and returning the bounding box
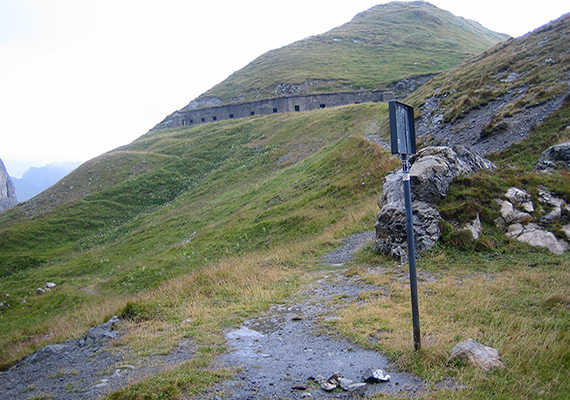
[185,1,509,109]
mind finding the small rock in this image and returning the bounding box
[35,288,46,296]
[338,377,353,390]
[449,338,504,370]
[292,384,307,390]
[363,368,391,383]
[464,213,482,240]
[505,187,531,205]
[45,282,57,289]
[300,393,313,399]
[321,381,337,391]
[348,382,367,395]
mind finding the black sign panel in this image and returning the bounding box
[389,101,416,155]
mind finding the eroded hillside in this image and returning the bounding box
[409,12,570,155]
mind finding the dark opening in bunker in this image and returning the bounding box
[273,108,278,113]
[201,118,206,122]
[229,114,234,119]
[320,104,326,109]
[251,111,255,116]
[213,116,217,121]
[294,105,300,112]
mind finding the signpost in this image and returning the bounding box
[389,100,421,351]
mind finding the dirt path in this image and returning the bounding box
[194,231,431,399]
[0,232,432,399]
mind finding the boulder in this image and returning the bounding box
[375,146,494,258]
[536,142,570,171]
[506,223,569,254]
[538,185,569,224]
[493,199,532,229]
[449,338,504,370]
[409,146,495,203]
[505,187,534,212]
[374,201,441,262]
[80,316,120,346]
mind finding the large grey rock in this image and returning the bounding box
[409,146,495,203]
[536,142,570,171]
[375,146,494,258]
[374,201,441,261]
[506,223,569,254]
[0,158,18,212]
[449,339,504,370]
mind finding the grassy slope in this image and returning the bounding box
[408,12,570,126]
[196,1,509,104]
[0,102,396,367]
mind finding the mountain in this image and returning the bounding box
[1,3,569,398]
[11,162,81,202]
[179,1,509,108]
[0,159,18,212]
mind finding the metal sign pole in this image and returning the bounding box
[389,100,421,351]
[401,154,421,351]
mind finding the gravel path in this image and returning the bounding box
[0,232,439,399]
[320,231,376,266]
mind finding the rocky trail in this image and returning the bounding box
[0,231,442,399]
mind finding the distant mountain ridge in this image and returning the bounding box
[11,161,81,202]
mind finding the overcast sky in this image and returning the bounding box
[1,0,568,177]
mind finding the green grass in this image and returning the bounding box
[0,102,395,369]
[196,2,507,104]
[340,241,570,399]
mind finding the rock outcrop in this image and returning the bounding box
[536,141,570,171]
[0,158,18,212]
[495,186,570,254]
[374,146,495,260]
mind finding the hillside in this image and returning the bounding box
[1,5,570,400]
[186,1,508,107]
[408,12,570,156]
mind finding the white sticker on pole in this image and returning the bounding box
[403,174,410,181]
